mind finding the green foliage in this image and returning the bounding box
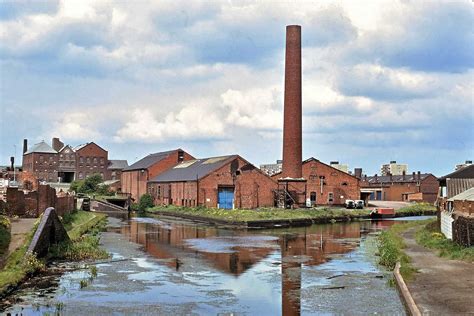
[69,174,107,195]
[138,194,154,213]
[80,279,89,289]
[0,215,11,256]
[49,235,109,261]
[90,265,98,278]
[416,219,474,262]
[96,184,113,196]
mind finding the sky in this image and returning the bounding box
[0,0,473,177]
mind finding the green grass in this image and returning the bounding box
[395,202,436,216]
[148,205,371,222]
[0,216,11,257]
[0,210,108,295]
[377,220,431,280]
[416,219,474,262]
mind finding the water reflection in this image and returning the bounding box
[122,217,398,315]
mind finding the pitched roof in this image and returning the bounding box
[108,159,128,170]
[271,157,358,180]
[24,141,57,154]
[439,164,474,181]
[364,173,433,184]
[124,149,181,171]
[448,187,474,202]
[73,142,107,153]
[149,155,238,182]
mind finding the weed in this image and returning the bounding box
[90,265,98,278]
[79,279,88,289]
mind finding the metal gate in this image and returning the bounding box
[218,187,234,209]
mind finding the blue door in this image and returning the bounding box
[218,187,234,209]
[376,191,382,200]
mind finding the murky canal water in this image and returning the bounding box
[3,215,431,315]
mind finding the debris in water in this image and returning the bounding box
[327,274,345,279]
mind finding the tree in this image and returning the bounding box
[138,194,154,213]
[69,174,104,194]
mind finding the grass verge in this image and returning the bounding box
[148,205,371,222]
[0,210,108,295]
[416,219,474,262]
[377,220,431,280]
[395,202,436,216]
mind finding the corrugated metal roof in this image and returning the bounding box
[446,178,474,198]
[448,187,474,201]
[124,149,179,171]
[24,141,57,154]
[108,159,128,170]
[439,164,474,181]
[149,155,237,182]
[365,173,432,184]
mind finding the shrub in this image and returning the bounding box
[138,194,154,213]
[22,252,45,274]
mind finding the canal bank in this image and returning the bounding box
[3,214,409,315]
[0,210,108,304]
[146,204,436,229]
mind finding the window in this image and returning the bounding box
[328,192,334,204]
[100,158,105,164]
[100,172,104,179]
[79,156,84,163]
[50,156,53,161]
[39,155,44,163]
[310,192,317,204]
[158,185,161,198]
[341,182,348,186]
[93,157,98,164]
[79,172,83,179]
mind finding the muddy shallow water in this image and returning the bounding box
[3,215,428,315]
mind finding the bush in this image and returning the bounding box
[138,194,154,213]
[69,174,108,195]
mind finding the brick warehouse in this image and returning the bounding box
[122,149,194,201]
[359,171,439,203]
[271,158,360,206]
[147,155,277,209]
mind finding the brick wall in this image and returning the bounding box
[5,185,75,217]
[75,143,108,181]
[302,160,359,205]
[22,152,59,182]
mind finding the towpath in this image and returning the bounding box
[402,228,474,315]
[0,218,36,268]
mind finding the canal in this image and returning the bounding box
[4,215,424,315]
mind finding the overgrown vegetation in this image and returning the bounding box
[148,205,371,222]
[49,211,109,261]
[416,219,474,262]
[69,174,113,196]
[396,202,436,216]
[0,215,11,257]
[0,210,108,295]
[377,221,432,280]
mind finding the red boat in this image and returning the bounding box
[370,207,395,219]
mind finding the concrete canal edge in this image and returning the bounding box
[393,262,421,316]
[147,210,371,229]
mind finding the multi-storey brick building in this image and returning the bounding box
[74,142,108,180]
[22,141,59,183]
[122,149,194,201]
[147,155,277,209]
[108,160,128,181]
[360,171,438,203]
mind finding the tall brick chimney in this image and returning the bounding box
[281,25,302,179]
[52,137,64,152]
[23,139,28,154]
